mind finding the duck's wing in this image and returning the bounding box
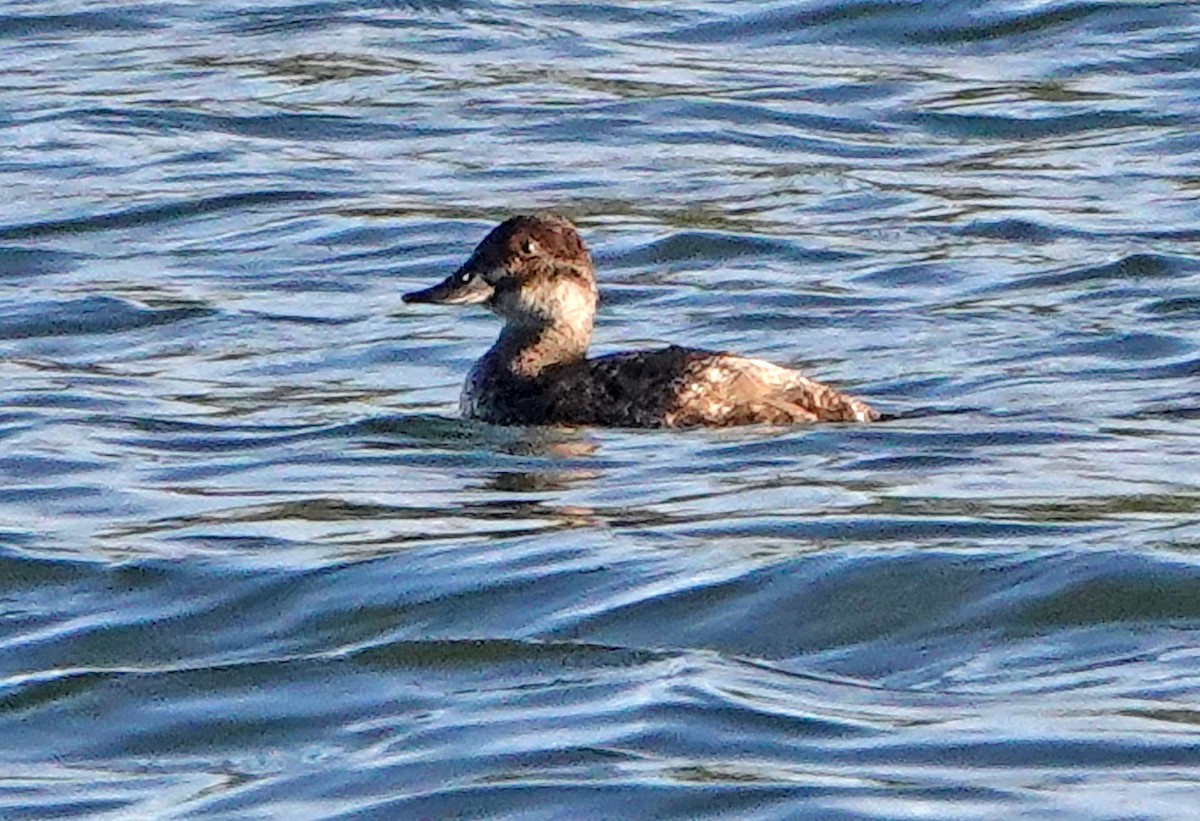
[535,347,877,428]
[665,353,878,426]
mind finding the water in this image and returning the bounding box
[2,1,1200,818]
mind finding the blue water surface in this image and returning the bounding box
[2,1,1200,818]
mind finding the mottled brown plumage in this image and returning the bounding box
[403,214,879,428]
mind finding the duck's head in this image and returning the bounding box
[403,213,598,332]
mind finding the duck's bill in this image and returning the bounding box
[402,269,493,306]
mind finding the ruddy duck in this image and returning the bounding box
[403,214,878,427]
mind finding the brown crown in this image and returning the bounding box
[471,213,591,279]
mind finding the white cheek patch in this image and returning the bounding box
[494,278,594,324]
[534,278,595,319]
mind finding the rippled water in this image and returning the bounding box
[3,1,1200,818]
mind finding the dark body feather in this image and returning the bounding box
[464,346,707,428]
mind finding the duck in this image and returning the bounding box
[403,213,879,427]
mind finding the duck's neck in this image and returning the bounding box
[487,317,593,378]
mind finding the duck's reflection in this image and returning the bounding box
[484,429,601,487]
[476,428,603,523]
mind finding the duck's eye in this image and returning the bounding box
[520,237,539,256]
[458,270,474,283]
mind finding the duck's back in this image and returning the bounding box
[464,346,877,428]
